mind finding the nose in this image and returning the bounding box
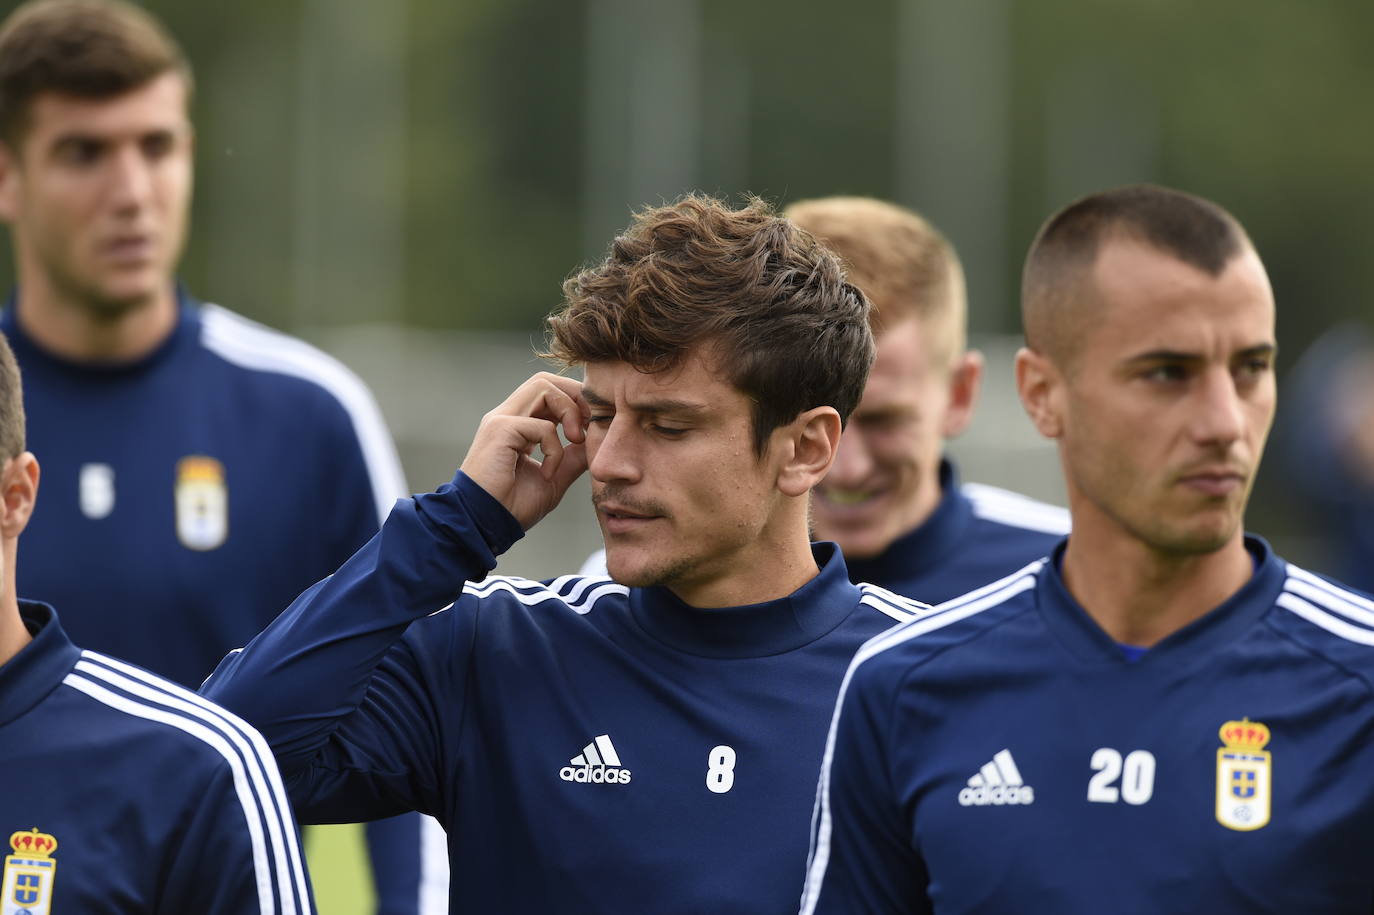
[1190,368,1245,448]
[826,427,874,486]
[587,417,643,485]
[109,145,154,214]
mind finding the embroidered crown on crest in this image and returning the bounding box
[1219,718,1270,751]
[9,828,57,857]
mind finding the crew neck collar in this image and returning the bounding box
[0,601,80,727]
[1037,535,1285,666]
[1,287,199,377]
[630,542,862,658]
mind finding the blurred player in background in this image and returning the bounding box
[0,332,312,913]
[1278,323,1374,594]
[0,1,442,910]
[801,184,1374,912]
[204,195,926,913]
[784,196,1066,601]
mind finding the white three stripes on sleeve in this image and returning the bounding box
[65,651,311,914]
[799,565,1042,915]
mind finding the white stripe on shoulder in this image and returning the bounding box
[199,304,406,523]
[857,583,931,622]
[962,482,1070,535]
[462,575,628,613]
[800,564,1040,914]
[75,651,311,912]
[1285,565,1374,617]
[63,666,307,914]
[1277,593,1374,646]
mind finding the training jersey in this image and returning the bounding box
[0,601,310,914]
[1,294,445,914]
[842,459,1068,603]
[203,471,924,914]
[801,538,1374,914]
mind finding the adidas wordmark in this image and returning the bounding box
[958,749,1034,806]
[559,734,633,785]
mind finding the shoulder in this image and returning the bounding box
[462,573,629,614]
[847,560,1046,693]
[961,482,1071,536]
[1269,562,1374,690]
[197,304,406,506]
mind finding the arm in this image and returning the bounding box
[200,374,588,819]
[160,739,315,914]
[800,661,929,915]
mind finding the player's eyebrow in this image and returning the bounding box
[1124,342,1276,365]
[580,387,709,416]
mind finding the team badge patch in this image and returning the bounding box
[2,828,57,915]
[175,456,229,551]
[1215,718,1271,831]
[79,462,115,519]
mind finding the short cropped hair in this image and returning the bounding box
[1022,184,1251,363]
[546,194,875,455]
[0,0,191,148]
[0,334,25,459]
[785,196,967,365]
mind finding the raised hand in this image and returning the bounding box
[459,372,590,530]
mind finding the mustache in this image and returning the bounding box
[592,485,670,518]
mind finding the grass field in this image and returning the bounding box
[305,823,374,914]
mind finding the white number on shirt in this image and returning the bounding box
[1087,747,1156,805]
[706,745,737,794]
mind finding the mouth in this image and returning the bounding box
[595,501,664,535]
[1177,469,1247,497]
[815,486,886,510]
[102,235,155,264]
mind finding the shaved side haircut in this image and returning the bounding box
[1022,184,1253,365]
[785,196,967,366]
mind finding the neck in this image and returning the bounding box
[671,514,820,609]
[0,597,30,669]
[14,269,177,363]
[1061,528,1253,647]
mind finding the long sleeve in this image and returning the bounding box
[201,471,524,822]
[801,660,929,915]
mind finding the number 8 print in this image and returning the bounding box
[706,745,737,794]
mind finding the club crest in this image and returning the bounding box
[2,828,57,915]
[175,456,229,551]
[1215,718,1271,831]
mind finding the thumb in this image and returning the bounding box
[549,441,588,496]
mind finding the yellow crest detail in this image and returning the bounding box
[1215,717,1272,832]
[3,828,57,915]
[175,455,229,551]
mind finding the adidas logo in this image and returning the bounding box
[958,749,1034,806]
[558,734,632,785]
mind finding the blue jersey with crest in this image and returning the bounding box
[202,471,921,914]
[842,459,1067,603]
[0,601,310,914]
[1,295,444,914]
[801,538,1374,914]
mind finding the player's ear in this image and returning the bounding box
[775,406,841,498]
[0,452,39,539]
[941,348,984,439]
[0,142,19,224]
[1015,347,1064,439]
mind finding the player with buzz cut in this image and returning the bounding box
[0,1,443,909]
[203,194,926,913]
[783,196,1067,601]
[800,184,1374,913]
[0,333,311,913]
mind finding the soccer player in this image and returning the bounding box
[800,184,1374,912]
[203,195,927,913]
[577,197,1067,599]
[786,197,1066,600]
[0,333,311,913]
[0,2,441,910]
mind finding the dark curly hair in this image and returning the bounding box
[546,194,874,455]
